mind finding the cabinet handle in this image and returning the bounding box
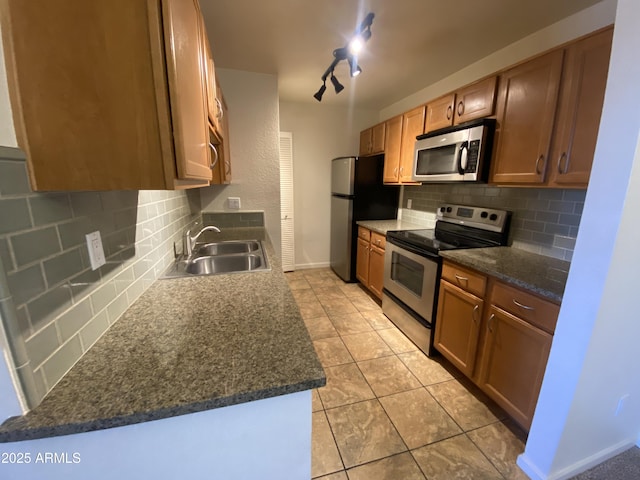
[557,152,568,174]
[446,105,452,120]
[399,166,404,174]
[472,304,480,323]
[393,167,398,175]
[209,143,219,169]
[454,273,468,284]
[535,155,545,175]
[513,299,535,311]
[457,101,464,116]
[487,313,495,333]
[215,98,223,120]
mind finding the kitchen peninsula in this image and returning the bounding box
[0,227,325,480]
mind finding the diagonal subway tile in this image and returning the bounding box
[398,351,456,386]
[312,411,344,478]
[360,310,394,330]
[379,388,461,449]
[357,356,421,397]
[412,434,503,480]
[427,379,506,431]
[329,312,373,336]
[467,420,529,480]
[340,331,393,362]
[304,315,339,341]
[325,399,406,469]
[313,337,354,367]
[317,363,375,409]
[377,327,419,354]
[346,452,426,480]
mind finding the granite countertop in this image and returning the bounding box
[0,227,325,443]
[439,247,571,303]
[356,219,429,235]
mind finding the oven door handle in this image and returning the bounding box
[387,237,440,261]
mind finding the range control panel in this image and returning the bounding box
[436,204,511,233]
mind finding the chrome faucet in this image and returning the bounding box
[184,225,221,256]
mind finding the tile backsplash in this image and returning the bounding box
[0,148,200,408]
[401,184,585,261]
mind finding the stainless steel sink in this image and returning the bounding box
[161,240,269,278]
[194,240,261,256]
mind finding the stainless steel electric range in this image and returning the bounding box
[382,204,511,356]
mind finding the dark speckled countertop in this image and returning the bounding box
[439,247,570,303]
[0,227,325,443]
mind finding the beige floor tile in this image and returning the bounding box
[467,421,529,480]
[329,313,374,336]
[285,270,306,280]
[326,399,407,469]
[379,388,461,449]
[314,337,354,367]
[341,331,393,362]
[357,356,421,397]
[412,434,503,480]
[288,278,312,290]
[360,310,394,330]
[312,389,324,412]
[299,300,327,319]
[398,351,456,386]
[350,295,381,312]
[312,411,344,478]
[314,286,349,300]
[307,276,341,288]
[346,452,426,480]
[320,298,358,316]
[318,363,376,409]
[377,327,419,354]
[338,283,369,298]
[304,315,339,340]
[315,471,348,480]
[427,379,505,431]
[292,288,318,304]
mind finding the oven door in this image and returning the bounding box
[383,239,440,322]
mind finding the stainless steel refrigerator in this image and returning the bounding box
[330,155,400,282]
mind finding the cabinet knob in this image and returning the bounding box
[457,101,464,116]
[446,105,452,120]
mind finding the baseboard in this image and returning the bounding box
[517,439,636,480]
[294,262,331,270]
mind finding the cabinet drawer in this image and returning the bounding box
[441,262,487,297]
[370,232,386,250]
[490,282,560,334]
[358,227,371,241]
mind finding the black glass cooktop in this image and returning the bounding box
[387,222,504,254]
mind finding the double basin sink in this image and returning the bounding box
[162,240,269,278]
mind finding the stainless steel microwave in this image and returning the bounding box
[412,118,495,183]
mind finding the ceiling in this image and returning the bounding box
[200,0,603,111]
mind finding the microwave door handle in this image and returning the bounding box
[457,141,469,175]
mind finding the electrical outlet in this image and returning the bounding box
[86,231,106,270]
[228,197,241,209]
[407,199,413,209]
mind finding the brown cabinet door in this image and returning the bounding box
[425,93,455,133]
[477,305,552,430]
[356,237,370,285]
[371,123,386,154]
[368,245,385,299]
[547,28,613,188]
[434,281,483,377]
[399,106,425,183]
[491,50,564,184]
[359,129,372,156]
[383,115,403,183]
[454,76,498,125]
[163,0,212,181]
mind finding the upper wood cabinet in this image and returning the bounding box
[490,27,612,187]
[546,28,613,187]
[0,0,216,191]
[490,49,564,185]
[397,105,425,183]
[424,76,497,133]
[359,122,385,156]
[382,115,403,183]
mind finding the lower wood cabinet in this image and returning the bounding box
[435,259,559,430]
[355,227,386,300]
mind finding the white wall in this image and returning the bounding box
[379,0,617,121]
[200,69,282,252]
[279,102,378,269]
[518,0,640,478]
[0,21,17,148]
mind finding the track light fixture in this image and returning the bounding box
[313,12,374,102]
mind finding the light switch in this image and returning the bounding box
[86,231,106,270]
[228,197,241,209]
